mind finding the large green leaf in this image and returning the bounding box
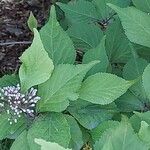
[27,113,71,150]
[93,0,130,19]
[94,119,148,150]
[106,19,132,63]
[38,61,98,112]
[10,131,29,150]
[123,58,148,101]
[65,115,83,150]
[19,29,54,92]
[67,22,104,51]
[83,36,109,75]
[40,6,76,65]
[142,64,150,100]
[79,73,133,105]
[108,4,150,48]
[58,0,99,23]
[132,0,150,12]
[35,139,72,150]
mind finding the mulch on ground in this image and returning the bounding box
[0,0,51,76]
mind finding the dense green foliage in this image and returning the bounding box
[1,0,150,149]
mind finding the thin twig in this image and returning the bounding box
[106,12,117,23]
[0,41,32,46]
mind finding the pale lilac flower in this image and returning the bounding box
[0,84,40,124]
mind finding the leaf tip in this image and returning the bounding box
[107,3,120,12]
[27,11,38,32]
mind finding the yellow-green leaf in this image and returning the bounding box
[19,29,54,92]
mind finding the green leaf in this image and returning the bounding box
[106,19,133,63]
[138,121,150,147]
[10,130,29,150]
[67,22,104,51]
[116,91,144,112]
[94,119,148,150]
[0,113,25,140]
[130,111,150,132]
[68,100,117,129]
[58,0,99,23]
[123,57,147,80]
[130,114,142,132]
[91,120,119,142]
[132,0,150,12]
[123,58,148,101]
[93,0,130,19]
[0,74,19,87]
[65,115,83,150]
[134,111,150,125]
[35,139,72,150]
[19,28,54,92]
[38,61,98,112]
[40,5,76,65]
[27,113,71,149]
[79,73,133,105]
[134,44,150,62]
[142,64,150,99]
[108,4,150,48]
[27,11,38,32]
[83,36,109,75]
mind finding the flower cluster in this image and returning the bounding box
[0,84,40,124]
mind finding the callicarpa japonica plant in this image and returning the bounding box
[1,0,150,150]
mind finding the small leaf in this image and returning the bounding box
[40,5,76,65]
[0,113,25,140]
[10,131,29,150]
[138,121,150,147]
[0,74,19,87]
[91,120,119,142]
[79,73,133,105]
[19,28,54,92]
[38,61,98,112]
[65,115,83,150]
[134,111,150,125]
[123,58,148,100]
[108,4,150,48]
[142,64,150,99]
[134,44,150,62]
[27,12,38,32]
[83,36,109,75]
[106,19,133,63]
[68,100,117,129]
[130,113,142,132]
[116,91,144,112]
[35,139,72,150]
[27,113,71,149]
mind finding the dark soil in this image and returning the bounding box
[0,0,51,76]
